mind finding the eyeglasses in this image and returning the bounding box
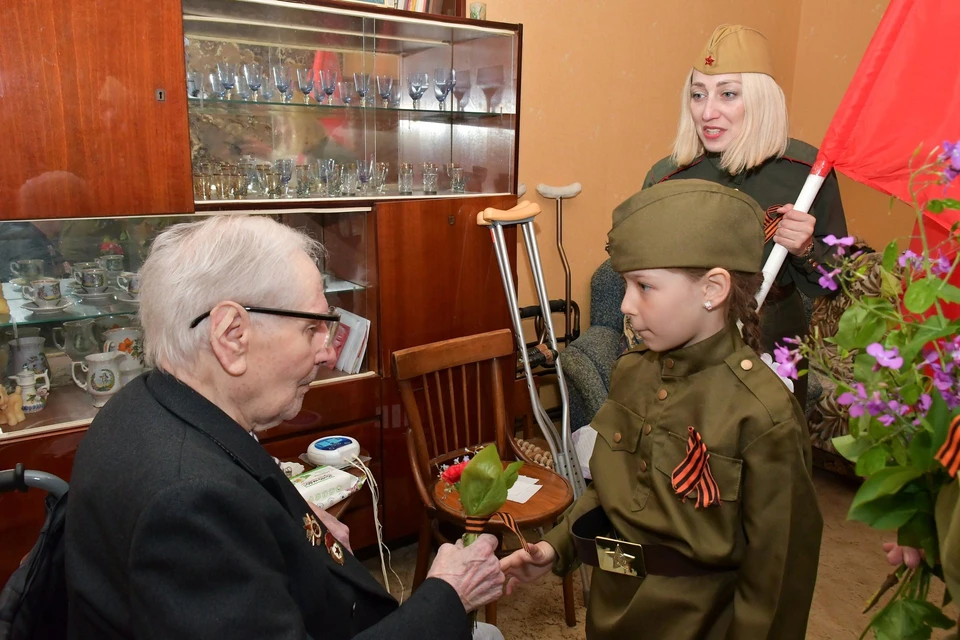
[189,306,341,348]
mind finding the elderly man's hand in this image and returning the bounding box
[426,534,505,613]
[310,504,352,554]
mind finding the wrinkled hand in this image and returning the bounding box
[427,534,505,613]
[772,204,816,256]
[310,504,352,554]
[500,541,556,596]
[883,541,925,569]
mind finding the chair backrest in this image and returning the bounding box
[392,329,514,505]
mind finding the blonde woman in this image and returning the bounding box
[639,24,849,409]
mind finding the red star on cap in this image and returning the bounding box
[704,55,715,66]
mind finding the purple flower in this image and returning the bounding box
[823,235,856,247]
[877,414,896,426]
[866,343,904,369]
[838,384,868,417]
[940,140,960,182]
[918,394,932,414]
[774,342,801,380]
[816,265,841,291]
[931,254,952,276]
[866,391,887,416]
[898,250,924,271]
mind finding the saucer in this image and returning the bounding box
[23,301,73,315]
[115,293,140,305]
[9,278,28,289]
[74,290,116,304]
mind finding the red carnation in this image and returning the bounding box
[441,460,468,484]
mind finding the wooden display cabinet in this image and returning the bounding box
[0,0,521,581]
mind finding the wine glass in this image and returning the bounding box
[272,65,293,104]
[216,62,237,99]
[357,159,373,194]
[452,69,471,112]
[433,67,455,111]
[319,70,338,105]
[376,75,394,108]
[242,63,263,101]
[389,83,402,108]
[338,80,354,106]
[234,75,252,101]
[353,73,371,107]
[204,72,227,99]
[274,159,294,197]
[476,65,504,113]
[259,75,277,102]
[407,73,428,109]
[297,68,314,104]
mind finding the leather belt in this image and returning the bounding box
[764,282,797,304]
[572,507,721,578]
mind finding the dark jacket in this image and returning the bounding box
[65,370,469,640]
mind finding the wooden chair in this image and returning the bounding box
[392,328,576,628]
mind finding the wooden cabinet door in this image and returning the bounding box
[0,0,193,220]
[376,195,518,539]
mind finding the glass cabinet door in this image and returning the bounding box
[181,0,519,204]
[0,209,373,439]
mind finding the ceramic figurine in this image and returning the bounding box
[10,367,50,414]
[0,385,26,427]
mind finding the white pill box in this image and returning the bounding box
[289,465,364,510]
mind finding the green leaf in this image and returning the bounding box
[880,268,903,299]
[873,598,952,640]
[904,278,940,314]
[890,437,909,467]
[927,199,945,214]
[928,392,955,452]
[459,445,508,518]
[930,198,960,211]
[938,283,960,303]
[909,431,937,473]
[856,445,891,476]
[833,434,872,462]
[900,382,922,407]
[836,305,887,350]
[850,467,925,513]
[898,512,940,565]
[848,492,918,529]
[503,460,523,490]
[882,240,901,271]
[900,315,957,365]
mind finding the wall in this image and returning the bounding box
[483,0,909,328]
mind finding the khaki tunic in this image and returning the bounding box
[543,325,823,639]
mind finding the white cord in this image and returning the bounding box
[344,455,404,603]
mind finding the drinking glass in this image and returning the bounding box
[433,68,455,111]
[186,70,202,98]
[338,81,354,106]
[243,63,263,101]
[449,166,466,193]
[376,75,394,108]
[274,158,294,196]
[422,163,439,194]
[398,163,414,195]
[259,76,277,101]
[297,68,314,104]
[342,162,359,195]
[407,72,428,109]
[234,75,252,101]
[353,73,371,107]
[272,66,293,104]
[320,70,338,105]
[389,83,402,108]
[295,164,313,197]
[373,162,389,193]
[452,69,471,111]
[204,72,227,99]
[476,65,504,113]
[217,62,237,98]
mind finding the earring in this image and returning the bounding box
[703,301,713,311]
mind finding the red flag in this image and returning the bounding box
[811,0,960,317]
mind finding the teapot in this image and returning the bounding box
[72,352,123,408]
[10,366,51,414]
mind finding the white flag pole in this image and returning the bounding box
[755,170,830,309]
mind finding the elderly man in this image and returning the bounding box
[65,215,505,639]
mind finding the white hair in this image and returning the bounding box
[138,215,325,372]
[671,70,789,174]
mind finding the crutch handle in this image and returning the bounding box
[476,201,542,226]
[536,182,582,200]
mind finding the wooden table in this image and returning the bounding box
[432,461,574,531]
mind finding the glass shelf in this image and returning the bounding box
[187,96,514,122]
[0,275,365,328]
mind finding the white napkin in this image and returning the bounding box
[507,474,542,504]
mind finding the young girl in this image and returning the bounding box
[501,179,822,639]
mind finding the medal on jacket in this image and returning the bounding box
[303,514,323,547]
[325,531,345,565]
[671,426,722,509]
